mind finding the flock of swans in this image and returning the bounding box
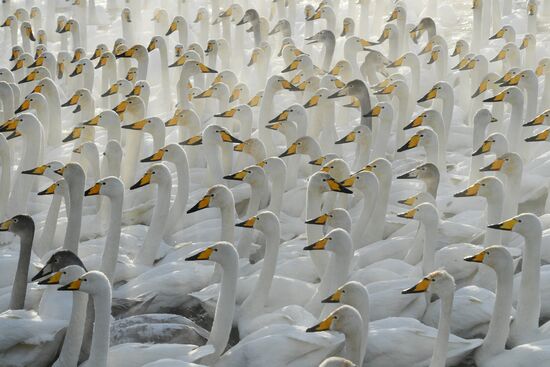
[1,0,550,366]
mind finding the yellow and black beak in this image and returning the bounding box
[483,91,506,103]
[54,167,65,176]
[479,158,504,172]
[236,216,256,228]
[223,170,248,181]
[304,95,320,109]
[0,118,18,132]
[233,142,245,152]
[397,208,417,219]
[489,28,505,40]
[454,183,480,197]
[101,83,118,97]
[58,278,82,291]
[112,100,128,114]
[38,183,58,195]
[472,139,492,156]
[501,74,521,87]
[37,271,62,285]
[69,64,83,77]
[490,50,506,63]
[472,80,488,98]
[116,48,135,59]
[0,219,13,231]
[397,134,420,152]
[29,56,44,68]
[387,8,398,22]
[280,79,301,91]
[339,176,357,188]
[147,40,156,52]
[418,88,437,103]
[364,105,381,118]
[524,112,548,127]
[306,315,334,332]
[62,94,80,107]
[198,63,218,73]
[304,237,329,251]
[398,195,418,206]
[305,213,330,225]
[536,64,545,77]
[248,94,262,107]
[130,171,152,190]
[307,9,322,21]
[187,194,211,213]
[308,156,326,166]
[166,20,177,35]
[19,70,38,84]
[229,88,241,103]
[374,84,396,96]
[464,250,486,263]
[83,115,101,126]
[127,85,142,97]
[168,55,188,68]
[387,56,404,68]
[488,217,518,231]
[84,182,102,196]
[59,22,71,33]
[282,59,300,73]
[22,164,48,175]
[14,99,31,114]
[180,135,203,146]
[62,127,82,143]
[335,131,356,144]
[185,247,214,261]
[404,115,424,130]
[280,143,298,157]
[328,86,349,99]
[214,108,236,118]
[321,289,342,303]
[525,129,550,142]
[269,110,289,124]
[326,178,353,194]
[122,119,147,130]
[219,131,242,144]
[402,277,431,294]
[195,87,214,99]
[141,149,165,162]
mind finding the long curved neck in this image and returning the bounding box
[56,292,88,367]
[259,85,277,154]
[64,176,84,255]
[430,291,453,367]
[484,194,503,246]
[87,287,111,367]
[205,144,224,185]
[365,173,390,243]
[46,89,62,146]
[135,180,171,265]
[0,150,11,219]
[106,122,121,142]
[503,169,521,218]
[178,26,188,48]
[164,157,189,236]
[352,188,377,249]
[267,173,284,215]
[506,100,524,153]
[220,204,235,244]
[343,322,364,366]
[136,54,148,81]
[10,231,33,309]
[371,117,392,159]
[477,261,513,363]
[421,220,438,274]
[322,39,335,72]
[357,90,372,130]
[523,80,538,121]
[512,230,542,339]
[306,187,324,242]
[101,194,122,283]
[37,194,62,257]
[0,88,14,120]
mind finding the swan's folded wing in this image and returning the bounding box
[0,310,66,350]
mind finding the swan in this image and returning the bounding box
[55,163,85,255]
[29,77,62,146]
[328,80,372,129]
[58,19,83,51]
[116,44,149,81]
[373,80,411,152]
[34,178,69,257]
[398,127,445,174]
[1,15,18,46]
[95,52,118,108]
[519,34,536,70]
[535,58,550,111]
[304,29,335,72]
[82,110,122,143]
[307,5,336,34]
[166,16,188,48]
[237,9,262,47]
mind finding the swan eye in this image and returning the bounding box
[63,272,66,274]
[481,183,485,186]
[102,182,106,185]
[518,219,522,223]
[83,278,87,281]
[214,248,218,252]
[322,179,326,182]
[152,171,156,174]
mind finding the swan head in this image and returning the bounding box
[488,213,541,237]
[397,202,438,223]
[525,128,550,143]
[364,102,393,122]
[185,242,238,268]
[248,91,263,107]
[320,159,351,181]
[59,19,78,34]
[223,165,266,187]
[237,9,258,26]
[85,176,124,198]
[122,116,162,134]
[269,75,301,92]
[38,178,68,196]
[55,15,67,33]
[257,157,286,176]
[193,8,208,23]
[130,163,170,190]
[0,112,39,138]
[402,270,455,297]
[472,133,508,156]
[117,44,147,59]
[344,36,372,54]
[187,185,234,213]
[358,158,392,178]
[212,70,238,90]
[112,95,145,115]
[236,210,280,236]
[340,170,379,197]
[22,160,63,177]
[306,305,362,336]
[536,58,550,77]
[376,24,398,44]
[398,191,435,207]
[472,73,501,98]
[147,36,165,53]
[90,44,108,60]
[335,125,371,146]
[387,5,406,22]
[141,143,186,163]
[73,141,99,158]
[519,34,535,50]
[304,88,330,109]
[15,92,45,114]
[404,109,442,130]
[307,5,334,22]
[29,51,54,69]
[490,43,519,63]
[411,17,436,40]
[54,162,84,182]
[459,54,488,72]
[489,25,516,41]
[229,84,249,103]
[329,79,367,99]
[397,162,439,181]
[306,208,352,234]
[0,215,34,239]
[38,265,85,287]
[168,51,201,67]
[84,110,121,128]
[282,54,312,73]
[203,124,242,145]
[279,37,296,57]
[233,138,265,157]
[329,60,352,77]
[34,43,47,57]
[247,47,264,67]
[305,29,335,46]
[58,270,110,296]
[121,8,132,23]
[8,46,23,63]
[69,59,92,78]
[62,88,91,113]
[307,171,353,195]
[480,152,522,175]
[94,51,114,71]
[32,250,86,282]
[397,127,438,153]
[308,153,339,167]
[269,19,291,36]
[322,281,368,309]
[388,52,417,69]
[296,76,320,92]
[320,357,356,367]
[451,39,469,57]
[280,136,319,157]
[454,176,504,199]
[1,15,16,29]
[166,15,187,35]
[165,108,199,127]
[18,66,50,84]
[321,75,346,90]
[11,52,33,73]
[464,246,513,274]
[501,69,537,88]
[304,227,352,252]
[374,79,407,97]
[483,86,523,104]
[269,104,306,124]
[495,67,520,85]
[341,17,354,37]
[418,81,451,104]
[20,22,35,41]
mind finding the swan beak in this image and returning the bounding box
[489,28,505,40]
[91,47,103,60]
[525,129,550,142]
[501,74,520,87]
[0,219,12,231]
[339,176,356,188]
[520,35,530,50]
[6,131,20,140]
[19,71,37,84]
[195,88,214,99]
[199,63,218,73]
[281,79,300,91]
[122,119,147,130]
[536,64,544,77]
[10,49,21,62]
[180,135,203,146]
[364,105,381,118]
[454,183,480,197]
[464,250,486,263]
[63,127,82,143]
[280,143,298,157]
[397,208,417,219]
[38,182,58,196]
[130,171,153,190]
[472,140,492,156]
[388,56,404,68]
[451,43,462,57]
[233,143,245,152]
[27,28,36,41]
[398,195,418,206]
[387,9,398,22]
[69,64,83,77]
[418,88,437,103]
[303,95,320,108]
[306,213,330,225]
[236,16,247,26]
[269,110,289,123]
[169,55,188,68]
[14,99,30,114]
[219,131,242,143]
[374,84,396,95]
[333,78,346,89]
[335,131,356,144]
[29,56,44,68]
[62,94,80,107]
[60,22,71,33]
[329,86,349,99]
[377,28,390,43]
[282,59,300,73]
[102,83,118,97]
[54,167,65,176]
[32,262,53,281]
[307,10,321,21]
[127,85,142,97]
[83,115,100,126]
[113,100,128,114]
[224,170,248,181]
[488,218,518,231]
[166,21,177,35]
[116,48,135,59]
[483,91,505,103]
[0,118,18,132]
[480,158,504,172]
[404,115,424,130]
[185,247,214,261]
[141,149,165,162]
[490,50,506,62]
[236,217,256,228]
[58,278,82,291]
[304,237,329,251]
[396,169,416,179]
[187,195,211,213]
[309,156,326,166]
[329,64,342,76]
[322,289,343,304]
[528,3,537,15]
[22,164,48,175]
[95,56,108,69]
[84,183,102,196]
[460,59,476,71]
[248,94,262,107]
[360,38,377,48]
[229,89,241,103]
[341,23,350,37]
[402,277,430,294]
[215,108,236,118]
[326,178,353,194]
[306,315,334,332]
[147,40,156,52]
[524,113,547,126]
[397,134,420,152]
[472,80,488,98]
[37,271,62,285]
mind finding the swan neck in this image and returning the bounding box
[56,292,88,367]
[10,231,33,309]
[64,175,85,255]
[87,287,112,367]
[430,291,453,367]
[421,220,438,274]
[102,194,123,283]
[220,204,235,244]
